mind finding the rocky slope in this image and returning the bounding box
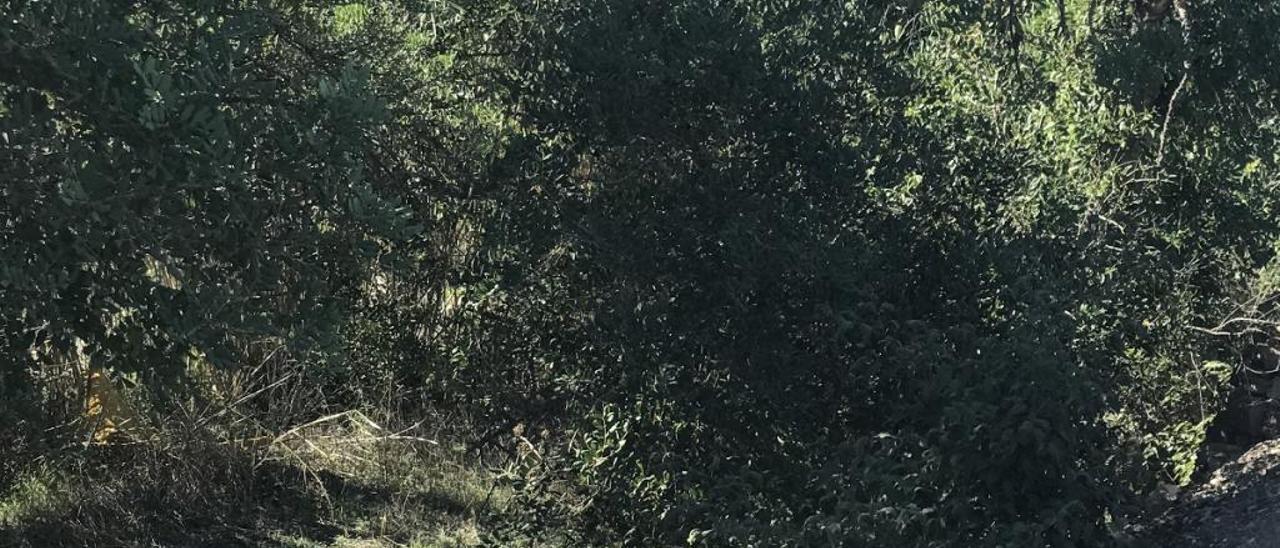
[1147,440,1280,547]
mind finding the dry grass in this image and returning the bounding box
[265,410,511,547]
[0,338,538,547]
[0,404,511,547]
[0,425,507,546]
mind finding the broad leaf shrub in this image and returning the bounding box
[425,1,1280,545]
[0,2,413,394]
[5,1,1280,547]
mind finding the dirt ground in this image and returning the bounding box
[1147,439,1280,547]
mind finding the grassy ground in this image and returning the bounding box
[0,413,512,547]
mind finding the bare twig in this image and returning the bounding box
[1189,316,1280,337]
[1155,72,1189,166]
[271,410,361,445]
[197,371,296,427]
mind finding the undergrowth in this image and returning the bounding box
[0,411,516,547]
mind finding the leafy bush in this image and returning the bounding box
[6,0,1280,546]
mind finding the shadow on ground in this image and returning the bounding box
[0,440,493,547]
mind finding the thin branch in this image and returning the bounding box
[1188,317,1280,338]
[1155,71,1188,166]
[1157,0,1193,167]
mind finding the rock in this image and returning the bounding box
[1151,439,1280,547]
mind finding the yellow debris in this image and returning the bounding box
[85,368,139,444]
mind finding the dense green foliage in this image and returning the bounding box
[5,0,1280,546]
